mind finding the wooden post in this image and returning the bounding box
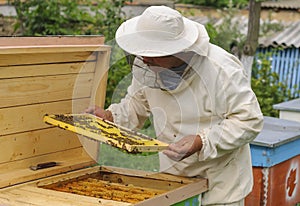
[241,0,262,83]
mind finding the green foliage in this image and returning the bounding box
[106,54,131,107]
[88,0,126,42]
[251,51,295,117]
[205,5,246,54]
[13,0,127,40]
[13,0,92,35]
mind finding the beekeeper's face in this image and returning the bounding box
[142,54,186,71]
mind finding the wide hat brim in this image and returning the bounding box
[115,15,199,57]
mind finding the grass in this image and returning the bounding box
[98,143,160,172]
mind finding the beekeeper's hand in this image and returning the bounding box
[163,135,202,161]
[85,105,113,122]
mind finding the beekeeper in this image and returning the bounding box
[87,6,264,206]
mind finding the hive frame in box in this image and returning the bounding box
[0,165,207,206]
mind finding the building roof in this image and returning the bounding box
[259,21,300,48]
[191,14,300,48]
[262,0,300,10]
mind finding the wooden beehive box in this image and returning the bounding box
[0,36,207,206]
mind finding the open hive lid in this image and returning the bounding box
[0,36,111,188]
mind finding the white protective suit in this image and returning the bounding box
[108,23,264,205]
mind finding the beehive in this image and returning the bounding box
[0,36,207,206]
[246,117,300,206]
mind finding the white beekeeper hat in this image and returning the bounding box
[115,6,202,57]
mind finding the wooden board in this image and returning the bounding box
[0,185,130,206]
[44,114,169,153]
[0,36,105,46]
[0,98,90,136]
[0,127,81,163]
[0,148,95,189]
[0,51,97,66]
[0,73,94,108]
[0,61,96,79]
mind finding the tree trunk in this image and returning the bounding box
[241,0,261,83]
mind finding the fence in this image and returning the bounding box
[257,47,300,98]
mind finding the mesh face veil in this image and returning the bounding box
[131,56,195,91]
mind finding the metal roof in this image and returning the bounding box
[262,0,300,10]
[251,116,300,147]
[273,98,300,112]
[190,15,300,48]
[259,21,300,48]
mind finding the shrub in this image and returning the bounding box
[251,51,295,117]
